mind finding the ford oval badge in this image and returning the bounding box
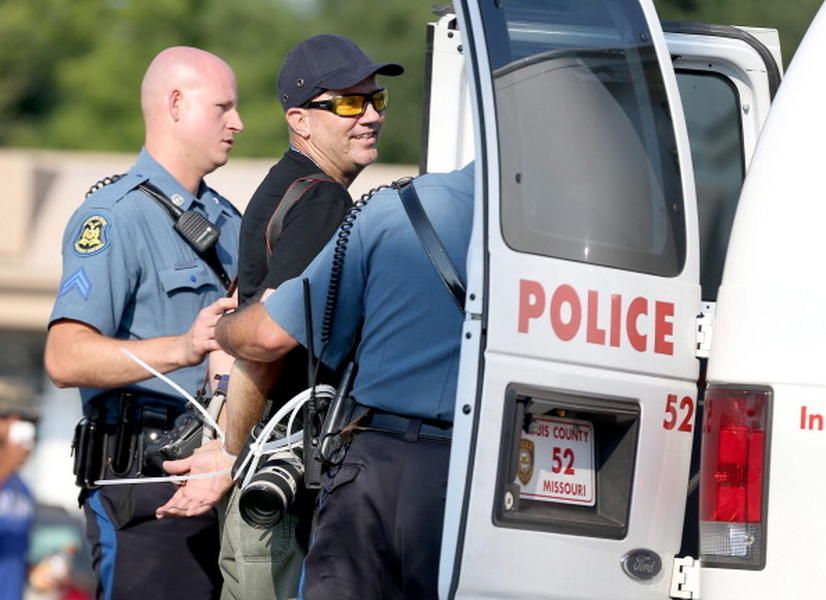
[621,549,662,581]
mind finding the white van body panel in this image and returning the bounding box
[709,5,826,385]
[703,5,826,597]
[424,15,476,175]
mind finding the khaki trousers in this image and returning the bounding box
[218,486,305,600]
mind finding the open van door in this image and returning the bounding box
[438,1,701,598]
[663,23,780,304]
[429,1,784,599]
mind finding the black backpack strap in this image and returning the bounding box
[395,179,466,313]
[266,173,336,256]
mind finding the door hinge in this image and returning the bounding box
[670,556,701,599]
[695,301,715,359]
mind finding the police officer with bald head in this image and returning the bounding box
[45,46,243,599]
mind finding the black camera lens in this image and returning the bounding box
[238,452,303,529]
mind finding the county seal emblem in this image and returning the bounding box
[73,215,109,255]
[518,438,534,485]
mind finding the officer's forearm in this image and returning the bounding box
[45,320,193,389]
[224,358,283,454]
[215,303,297,362]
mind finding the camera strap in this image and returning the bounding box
[396,180,466,312]
[265,172,337,256]
[139,181,232,290]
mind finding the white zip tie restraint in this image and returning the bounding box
[95,352,332,487]
[94,468,232,486]
[120,348,224,442]
[93,349,229,486]
[236,385,335,490]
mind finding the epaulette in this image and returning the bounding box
[204,184,243,218]
[84,172,149,204]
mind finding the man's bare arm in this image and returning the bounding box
[215,302,298,362]
[224,358,283,454]
[45,296,237,389]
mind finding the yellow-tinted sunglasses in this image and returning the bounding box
[305,88,388,117]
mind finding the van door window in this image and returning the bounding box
[677,71,744,301]
[482,0,686,276]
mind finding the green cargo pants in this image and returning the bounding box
[219,487,305,600]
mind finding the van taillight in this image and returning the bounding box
[699,386,770,569]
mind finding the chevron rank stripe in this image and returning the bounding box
[58,268,93,300]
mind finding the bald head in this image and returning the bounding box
[141,46,233,126]
[139,46,243,191]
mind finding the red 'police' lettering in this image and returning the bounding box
[517,279,675,356]
[550,284,581,342]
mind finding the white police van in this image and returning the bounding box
[419,0,826,598]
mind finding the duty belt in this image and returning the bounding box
[73,391,185,488]
[355,405,452,443]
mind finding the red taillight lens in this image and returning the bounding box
[699,386,770,569]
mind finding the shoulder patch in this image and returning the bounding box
[58,268,93,300]
[73,215,110,256]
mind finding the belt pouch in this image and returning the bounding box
[72,417,106,489]
[110,393,136,475]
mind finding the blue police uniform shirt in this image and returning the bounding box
[49,148,241,411]
[264,163,474,422]
[0,473,35,600]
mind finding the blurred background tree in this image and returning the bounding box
[0,0,822,163]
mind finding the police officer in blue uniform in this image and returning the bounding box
[215,163,474,599]
[44,46,243,599]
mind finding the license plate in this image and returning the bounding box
[516,416,596,506]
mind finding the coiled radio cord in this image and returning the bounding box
[318,177,413,351]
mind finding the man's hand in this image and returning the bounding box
[181,296,237,366]
[155,439,235,519]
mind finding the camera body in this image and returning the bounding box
[142,411,203,474]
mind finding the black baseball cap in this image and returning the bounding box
[277,34,404,110]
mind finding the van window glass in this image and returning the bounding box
[481,0,686,276]
[677,71,744,301]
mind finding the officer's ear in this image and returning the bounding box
[169,89,183,122]
[285,107,310,139]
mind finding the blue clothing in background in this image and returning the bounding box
[48,149,241,412]
[265,163,474,422]
[0,474,35,600]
